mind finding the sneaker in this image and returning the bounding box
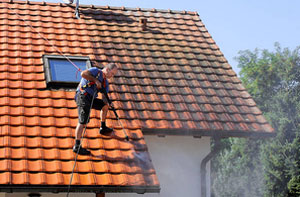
[99,126,113,136]
[73,145,90,155]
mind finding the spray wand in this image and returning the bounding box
[110,105,129,141]
[102,90,129,141]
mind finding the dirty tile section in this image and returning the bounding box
[0,0,273,192]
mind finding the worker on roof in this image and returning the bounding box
[74,63,118,155]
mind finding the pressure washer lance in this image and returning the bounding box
[110,105,129,141]
[103,91,130,141]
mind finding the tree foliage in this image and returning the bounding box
[212,43,300,197]
[212,138,265,197]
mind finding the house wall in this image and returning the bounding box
[108,135,211,197]
[4,136,211,197]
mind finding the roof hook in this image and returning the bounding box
[75,0,80,19]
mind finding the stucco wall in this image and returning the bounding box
[108,135,211,197]
[4,136,211,197]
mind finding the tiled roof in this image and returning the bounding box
[0,0,274,193]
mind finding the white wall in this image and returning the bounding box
[108,135,211,197]
[4,136,211,197]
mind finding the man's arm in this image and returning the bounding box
[81,70,102,89]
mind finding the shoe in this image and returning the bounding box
[73,145,90,155]
[99,126,113,136]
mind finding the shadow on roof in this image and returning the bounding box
[81,8,136,24]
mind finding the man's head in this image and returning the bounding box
[102,63,118,79]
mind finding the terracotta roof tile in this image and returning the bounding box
[25,126,41,137]
[12,172,28,184]
[92,161,109,173]
[46,173,64,185]
[27,148,43,160]
[28,160,43,172]
[0,159,9,172]
[43,148,59,160]
[29,173,47,185]
[95,174,113,185]
[11,148,26,159]
[11,159,26,171]
[59,149,74,160]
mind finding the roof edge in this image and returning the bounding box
[0,185,160,194]
[142,128,276,138]
[5,0,199,16]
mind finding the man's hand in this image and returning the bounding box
[81,70,102,89]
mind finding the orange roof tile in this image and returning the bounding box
[0,0,274,193]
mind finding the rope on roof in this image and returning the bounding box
[6,3,90,196]
[7,2,83,77]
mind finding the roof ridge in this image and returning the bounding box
[4,0,65,7]
[84,4,199,16]
[3,0,199,16]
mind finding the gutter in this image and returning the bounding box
[200,137,222,197]
[142,128,276,138]
[0,185,160,194]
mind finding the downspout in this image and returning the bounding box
[200,137,222,197]
[96,193,105,197]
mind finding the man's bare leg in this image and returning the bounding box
[100,104,113,135]
[75,123,85,140]
[73,123,90,155]
[101,104,109,122]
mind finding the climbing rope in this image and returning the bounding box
[7,3,83,74]
[6,3,91,197]
[7,3,129,197]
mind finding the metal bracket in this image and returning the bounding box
[75,0,80,19]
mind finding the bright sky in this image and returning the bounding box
[32,0,300,74]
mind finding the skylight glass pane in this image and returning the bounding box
[49,59,87,82]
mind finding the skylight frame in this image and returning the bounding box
[43,54,92,88]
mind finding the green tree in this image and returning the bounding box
[212,138,265,197]
[212,43,300,197]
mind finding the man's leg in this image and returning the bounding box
[99,104,113,135]
[101,104,109,122]
[73,93,91,155]
[73,122,91,155]
[75,123,85,140]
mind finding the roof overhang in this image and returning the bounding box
[142,128,276,138]
[0,185,160,194]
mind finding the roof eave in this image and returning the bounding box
[142,128,276,138]
[0,185,161,194]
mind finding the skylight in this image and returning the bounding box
[43,55,91,87]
